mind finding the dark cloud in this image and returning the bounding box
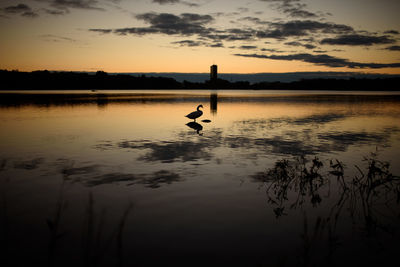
[281,5,318,19]
[239,45,258,50]
[89,28,113,34]
[320,34,395,46]
[3,4,31,13]
[43,8,67,15]
[90,14,357,48]
[39,34,77,42]
[21,11,39,18]
[259,0,300,2]
[1,3,39,17]
[212,12,225,17]
[212,11,243,17]
[209,42,223,47]
[36,0,104,11]
[87,8,393,55]
[153,0,180,3]
[172,39,223,48]
[193,28,256,43]
[101,12,214,36]
[111,27,158,35]
[234,53,400,69]
[384,30,399,35]
[152,0,200,7]
[299,37,315,42]
[260,0,319,19]
[256,20,353,39]
[137,12,213,27]
[172,40,204,47]
[385,45,400,51]
[303,44,317,49]
[89,12,259,46]
[238,7,249,13]
[284,41,316,49]
[214,28,256,41]
[239,16,269,25]
[55,0,102,10]
[260,48,286,53]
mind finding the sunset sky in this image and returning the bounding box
[1,0,400,73]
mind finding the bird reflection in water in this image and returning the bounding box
[186,121,203,135]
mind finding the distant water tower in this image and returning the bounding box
[210,64,217,81]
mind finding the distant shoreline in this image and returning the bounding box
[1,70,399,91]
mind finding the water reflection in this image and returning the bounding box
[1,91,399,108]
[60,161,182,187]
[94,123,398,161]
[117,140,213,163]
[96,94,108,109]
[251,153,400,265]
[252,156,326,217]
[186,121,203,135]
[210,93,218,115]
[1,90,400,266]
[14,158,44,170]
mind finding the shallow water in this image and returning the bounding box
[1,90,400,266]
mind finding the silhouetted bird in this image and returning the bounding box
[185,104,203,121]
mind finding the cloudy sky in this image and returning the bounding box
[1,0,399,73]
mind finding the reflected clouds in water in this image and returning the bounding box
[290,113,347,125]
[318,127,399,147]
[60,162,182,188]
[14,158,44,170]
[232,113,349,134]
[94,117,399,162]
[118,140,213,163]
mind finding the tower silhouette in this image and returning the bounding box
[210,65,217,81]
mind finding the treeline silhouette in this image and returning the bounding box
[1,70,399,90]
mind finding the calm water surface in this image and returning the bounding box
[0,90,399,266]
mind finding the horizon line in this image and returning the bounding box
[2,69,400,76]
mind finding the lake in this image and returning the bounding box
[1,90,400,266]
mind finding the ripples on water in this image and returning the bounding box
[0,90,399,266]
